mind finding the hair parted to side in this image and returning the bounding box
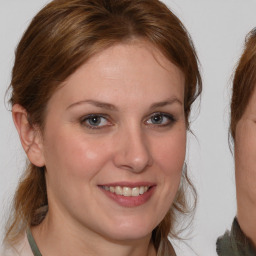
[5,0,202,252]
[230,28,256,140]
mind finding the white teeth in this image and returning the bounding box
[132,187,140,196]
[139,186,145,194]
[103,186,149,196]
[115,186,122,195]
[123,187,132,197]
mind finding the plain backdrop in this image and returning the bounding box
[1,1,256,255]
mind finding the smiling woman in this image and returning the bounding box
[1,0,202,256]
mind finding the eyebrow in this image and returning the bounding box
[149,98,182,109]
[66,97,182,111]
[67,100,118,111]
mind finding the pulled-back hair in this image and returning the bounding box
[230,28,256,140]
[5,0,202,253]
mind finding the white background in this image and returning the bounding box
[1,1,256,255]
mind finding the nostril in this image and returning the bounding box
[113,131,153,172]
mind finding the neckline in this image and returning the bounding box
[25,227,176,256]
[27,228,43,256]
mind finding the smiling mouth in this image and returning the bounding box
[101,185,150,197]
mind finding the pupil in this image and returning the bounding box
[152,115,162,124]
[89,116,100,125]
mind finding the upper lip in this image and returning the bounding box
[98,182,156,188]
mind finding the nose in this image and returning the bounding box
[113,126,153,173]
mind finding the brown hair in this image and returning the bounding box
[230,28,256,140]
[6,0,202,253]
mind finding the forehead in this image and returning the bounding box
[47,41,185,109]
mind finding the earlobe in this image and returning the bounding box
[12,104,45,167]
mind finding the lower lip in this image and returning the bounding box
[99,186,156,207]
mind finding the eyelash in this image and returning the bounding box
[145,112,176,127]
[80,112,176,130]
[80,114,111,129]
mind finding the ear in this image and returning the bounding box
[12,104,45,167]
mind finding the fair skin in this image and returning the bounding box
[12,41,186,256]
[235,87,256,247]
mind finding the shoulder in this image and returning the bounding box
[0,233,33,256]
[216,218,256,256]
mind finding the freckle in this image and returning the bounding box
[85,150,97,160]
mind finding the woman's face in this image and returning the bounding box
[235,88,256,215]
[40,41,186,242]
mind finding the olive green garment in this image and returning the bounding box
[216,218,256,256]
[26,227,176,256]
[27,228,42,256]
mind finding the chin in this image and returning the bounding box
[102,219,157,242]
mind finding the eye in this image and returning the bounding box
[146,112,175,126]
[80,114,110,129]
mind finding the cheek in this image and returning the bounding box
[235,124,256,189]
[153,129,186,177]
[150,129,186,221]
[235,123,256,170]
[43,129,110,180]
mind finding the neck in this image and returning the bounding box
[31,208,156,256]
[236,187,256,247]
[235,156,256,248]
